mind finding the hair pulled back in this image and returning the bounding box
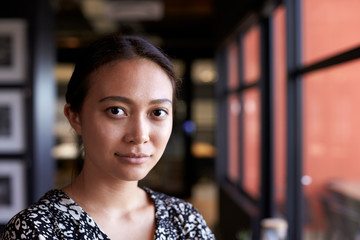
[65,35,179,112]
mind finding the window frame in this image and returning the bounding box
[216,1,360,239]
[285,0,360,238]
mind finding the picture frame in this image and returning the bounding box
[0,160,26,224]
[0,90,25,153]
[0,19,26,83]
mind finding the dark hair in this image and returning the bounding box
[65,34,180,112]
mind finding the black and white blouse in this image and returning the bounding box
[1,187,215,239]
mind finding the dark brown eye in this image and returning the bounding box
[152,109,167,118]
[107,107,125,116]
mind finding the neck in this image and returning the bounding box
[62,161,147,216]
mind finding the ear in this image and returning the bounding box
[64,103,82,135]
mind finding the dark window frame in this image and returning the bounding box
[216,1,360,239]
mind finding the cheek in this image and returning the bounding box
[155,122,173,147]
[82,121,118,147]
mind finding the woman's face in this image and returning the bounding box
[67,58,173,182]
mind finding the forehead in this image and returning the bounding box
[86,58,174,99]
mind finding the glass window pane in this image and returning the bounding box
[242,25,261,84]
[228,41,239,89]
[272,5,287,214]
[302,0,360,65]
[243,88,260,198]
[227,41,240,181]
[227,94,240,181]
[303,59,360,239]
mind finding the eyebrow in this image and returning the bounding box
[99,96,173,105]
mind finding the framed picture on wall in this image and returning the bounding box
[0,19,26,83]
[0,90,25,153]
[0,160,25,224]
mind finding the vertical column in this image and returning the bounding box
[260,16,274,220]
[285,0,303,239]
[29,0,56,202]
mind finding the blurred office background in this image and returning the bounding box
[1,0,360,239]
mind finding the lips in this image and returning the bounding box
[114,152,152,164]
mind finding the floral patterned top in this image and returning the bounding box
[1,187,215,240]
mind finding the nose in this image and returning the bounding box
[123,115,150,144]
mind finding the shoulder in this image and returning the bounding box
[143,187,216,239]
[1,189,76,240]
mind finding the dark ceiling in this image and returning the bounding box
[55,0,266,61]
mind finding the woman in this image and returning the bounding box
[2,35,215,239]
